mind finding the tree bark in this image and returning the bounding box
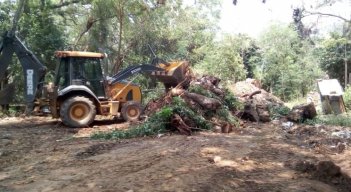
[171,88,222,110]
[10,0,26,35]
[113,0,126,74]
[171,114,192,135]
[287,103,317,122]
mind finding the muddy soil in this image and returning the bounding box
[0,116,350,192]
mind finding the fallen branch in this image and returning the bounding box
[171,114,191,135]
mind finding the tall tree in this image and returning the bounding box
[79,0,221,76]
[194,34,247,82]
[19,0,65,71]
[256,24,323,100]
[317,32,351,86]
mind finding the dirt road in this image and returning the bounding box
[0,117,350,192]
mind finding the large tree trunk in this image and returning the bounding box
[113,0,126,74]
[171,88,222,110]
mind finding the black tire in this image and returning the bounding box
[121,101,143,122]
[60,96,96,128]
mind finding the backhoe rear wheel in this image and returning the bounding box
[121,101,142,122]
[60,96,96,128]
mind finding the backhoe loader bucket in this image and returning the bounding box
[151,61,189,87]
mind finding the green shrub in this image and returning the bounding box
[269,105,290,119]
[223,89,242,111]
[91,106,173,140]
[216,107,239,126]
[170,97,212,130]
[343,85,351,110]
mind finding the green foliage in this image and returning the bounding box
[0,0,14,33]
[269,105,291,119]
[0,105,25,117]
[317,33,351,86]
[84,0,221,76]
[194,34,260,81]
[343,85,351,110]
[223,89,242,111]
[91,106,172,140]
[185,85,241,127]
[142,88,165,105]
[92,96,212,140]
[19,3,65,71]
[229,34,261,78]
[171,97,212,130]
[304,114,351,127]
[216,107,239,126]
[188,84,216,99]
[194,34,246,82]
[254,23,323,101]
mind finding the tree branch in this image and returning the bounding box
[49,0,86,9]
[74,17,101,49]
[304,11,351,23]
[10,0,26,35]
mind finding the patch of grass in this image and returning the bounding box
[304,113,351,127]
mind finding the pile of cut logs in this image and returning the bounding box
[232,79,316,123]
[145,76,317,135]
[145,75,235,134]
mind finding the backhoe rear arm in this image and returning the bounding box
[0,32,47,110]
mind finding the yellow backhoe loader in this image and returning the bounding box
[0,32,188,127]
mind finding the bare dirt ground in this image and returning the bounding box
[0,116,351,192]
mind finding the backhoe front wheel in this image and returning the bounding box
[121,101,143,122]
[60,96,96,128]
